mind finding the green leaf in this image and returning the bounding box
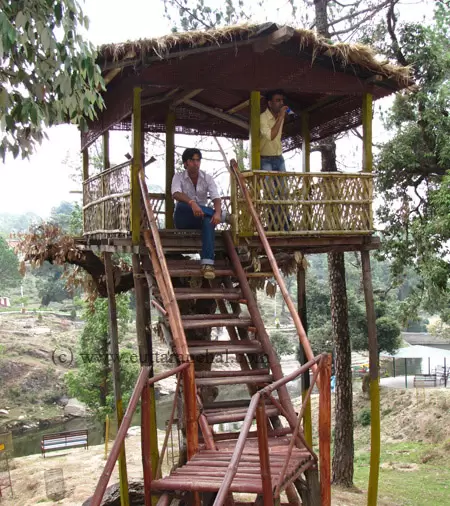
[54,2,63,23]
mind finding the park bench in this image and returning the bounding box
[41,430,88,457]
[413,374,437,388]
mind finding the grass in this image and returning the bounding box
[353,438,450,505]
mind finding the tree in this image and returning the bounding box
[376,4,450,322]
[65,294,138,420]
[0,236,21,292]
[0,0,104,161]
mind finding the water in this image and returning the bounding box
[11,394,177,458]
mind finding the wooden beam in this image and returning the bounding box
[362,93,373,173]
[165,111,176,229]
[301,113,310,173]
[131,88,142,245]
[226,99,249,114]
[103,50,136,85]
[104,252,130,506]
[171,89,203,108]
[82,147,89,181]
[249,91,261,171]
[318,354,332,506]
[184,98,249,130]
[141,88,181,108]
[252,26,295,53]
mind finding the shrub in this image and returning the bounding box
[358,408,371,426]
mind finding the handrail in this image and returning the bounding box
[213,354,328,506]
[90,363,189,506]
[229,159,317,380]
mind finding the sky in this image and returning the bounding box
[0,0,434,219]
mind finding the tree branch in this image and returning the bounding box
[386,0,409,66]
[169,0,215,29]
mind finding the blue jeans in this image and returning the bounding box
[260,155,286,172]
[174,202,216,265]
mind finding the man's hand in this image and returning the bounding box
[210,211,221,226]
[191,202,204,217]
[278,106,288,118]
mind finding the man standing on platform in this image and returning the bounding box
[260,89,289,171]
[172,148,231,280]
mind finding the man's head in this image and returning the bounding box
[182,148,202,173]
[265,89,285,115]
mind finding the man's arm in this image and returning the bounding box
[207,175,222,225]
[261,108,288,141]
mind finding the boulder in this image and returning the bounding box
[82,480,144,506]
[64,398,88,417]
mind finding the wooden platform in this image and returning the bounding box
[77,229,380,255]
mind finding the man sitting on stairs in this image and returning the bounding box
[172,147,233,280]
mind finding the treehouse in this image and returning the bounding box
[80,23,411,506]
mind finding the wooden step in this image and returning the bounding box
[182,317,253,330]
[195,373,273,387]
[172,287,243,301]
[187,341,262,356]
[195,368,270,379]
[169,267,235,277]
[204,405,279,424]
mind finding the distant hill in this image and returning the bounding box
[0,212,42,235]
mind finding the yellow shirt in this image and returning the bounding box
[260,108,284,156]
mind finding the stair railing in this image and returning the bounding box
[228,159,317,381]
[213,353,331,506]
[90,363,189,506]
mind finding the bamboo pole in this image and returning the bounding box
[104,252,130,506]
[249,91,261,171]
[301,113,310,173]
[222,231,299,428]
[318,355,331,506]
[165,111,176,229]
[256,399,273,506]
[361,250,380,506]
[138,170,198,459]
[131,87,142,245]
[228,161,317,382]
[141,381,153,506]
[297,264,312,446]
[90,366,151,506]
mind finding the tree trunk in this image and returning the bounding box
[314,0,331,38]
[328,251,354,487]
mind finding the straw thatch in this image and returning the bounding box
[98,23,411,85]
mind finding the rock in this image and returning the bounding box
[64,398,88,417]
[58,395,70,407]
[0,409,8,416]
[127,426,141,437]
[18,415,25,420]
[82,480,144,506]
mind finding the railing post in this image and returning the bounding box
[319,354,331,506]
[250,91,261,171]
[256,397,273,506]
[131,87,142,245]
[82,146,89,235]
[165,110,176,229]
[102,131,110,232]
[301,113,310,173]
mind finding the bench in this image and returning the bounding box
[41,430,88,457]
[413,374,437,388]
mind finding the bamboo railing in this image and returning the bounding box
[233,169,373,236]
[213,353,331,506]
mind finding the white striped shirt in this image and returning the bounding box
[171,169,220,206]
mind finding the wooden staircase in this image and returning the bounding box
[137,168,329,506]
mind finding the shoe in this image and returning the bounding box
[202,265,216,280]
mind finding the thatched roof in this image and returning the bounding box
[82,23,412,150]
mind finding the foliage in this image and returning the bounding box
[0,211,41,235]
[376,8,450,321]
[358,408,371,427]
[65,294,138,420]
[0,0,104,161]
[428,319,450,341]
[34,262,71,306]
[0,235,21,292]
[269,329,295,358]
[49,201,79,234]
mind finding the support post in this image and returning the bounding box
[102,132,110,231]
[131,87,142,245]
[82,147,89,234]
[362,93,373,230]
[165,111,176,229]
[250,91,261,171]
[132,254,159,506]
[361,250,380,506]
[405,358,408,388]
[256,398,273,506]
[104,252,130,506]
[318,354,331,506]
[297,260,312,446]
[393,358,396,378]
[302,113,311,173]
